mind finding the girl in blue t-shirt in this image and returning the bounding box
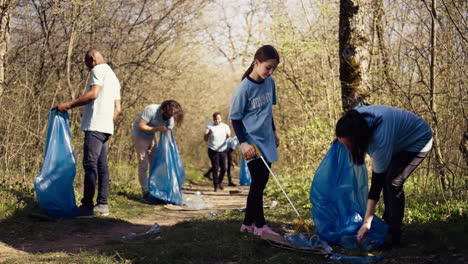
[335,105,433,247]
[229,45,280,236]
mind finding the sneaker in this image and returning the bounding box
[253,225,279,236]
[75,205,94,218]
[240,224,254,233]
[228,182,237,187]
[93,204,109,216]
[203,172,213,180]
[218,184,224,190]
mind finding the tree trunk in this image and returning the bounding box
[0,0,17,97]
[339,0,372,111]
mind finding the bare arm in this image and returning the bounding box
[357,199,378,243]
[113,100,121,123]
[204,129,211,142]
[56,85,102,111]
[137,118,168,132]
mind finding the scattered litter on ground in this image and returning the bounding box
[229,190,249,195]
[120,223,161,240]
[184,195,213,210]
[208,212,217,217]
[261,232,385,263]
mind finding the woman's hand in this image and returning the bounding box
[357,223,371,243]
[154,126,168,132]
[241,142,255,159]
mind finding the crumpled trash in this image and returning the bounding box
[340,235,381,251]
[284,233,384,263]
[194,191,203,195]
[120,223,161,240]
[184,195,212,210]
[208,212,217,217]
[284,233,333,253]
[329,253,384,263]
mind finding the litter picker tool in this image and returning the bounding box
[243,144,312,235]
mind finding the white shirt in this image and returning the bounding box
[205,123,231,152]
[80,64,121,135]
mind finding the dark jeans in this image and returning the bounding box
[380,150,430,243]
[81,131,110,208]
[205,149,234,184]
[243,158,271,228]
[208,148,227,187]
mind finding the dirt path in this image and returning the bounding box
[0,182,250,261]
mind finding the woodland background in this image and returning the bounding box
[0,0,466,213]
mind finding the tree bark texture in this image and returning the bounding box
[0,0,16,97]
[339,0,371,111]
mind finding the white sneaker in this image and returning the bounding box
[93,204,109,216]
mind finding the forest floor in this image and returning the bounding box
[0,179,251,262]
[0,173,466,264]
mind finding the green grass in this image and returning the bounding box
[0,166,466,264]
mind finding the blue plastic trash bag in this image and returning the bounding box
[34,109,78,218]
[148,130,186,205]
[226,136,239,151]
[310,140,387,250]
[239,157,251,186]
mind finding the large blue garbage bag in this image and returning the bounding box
[310,141,387,250]
[34,109,78,218]
[148,130,186,205]
[239,157,251,186]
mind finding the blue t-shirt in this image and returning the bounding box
[132,104,174,139]
[229,76,278,163]
[356,105,432,173]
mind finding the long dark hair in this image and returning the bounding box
[335,109,379,164]
[242,45,280,80]
[161,100,184,127]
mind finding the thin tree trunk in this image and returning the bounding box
[0,0,17,97]
[428,0,450,192]
[339,0,372,111]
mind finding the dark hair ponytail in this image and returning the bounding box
[335,109,375,164]
[242,45,280,80]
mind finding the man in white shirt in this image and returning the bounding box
[204,112,230,191]
[57,48,121,217]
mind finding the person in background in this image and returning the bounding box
[204,112,231,191]
[203,136,239,186]
[230,45,280,236]
[132,100,184,201]
[56,48,121,217]
[335,105,433,247]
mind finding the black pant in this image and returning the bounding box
[243,158,271,228]
[381,150,430,243]
[205,149,234,184]
[207,148,227,187]
[81,131,110,208]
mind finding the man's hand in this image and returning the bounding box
[56,102,71,112]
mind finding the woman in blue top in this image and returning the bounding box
[230,45,280,236]
[132,100,184,201]
[335,105,433,247]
